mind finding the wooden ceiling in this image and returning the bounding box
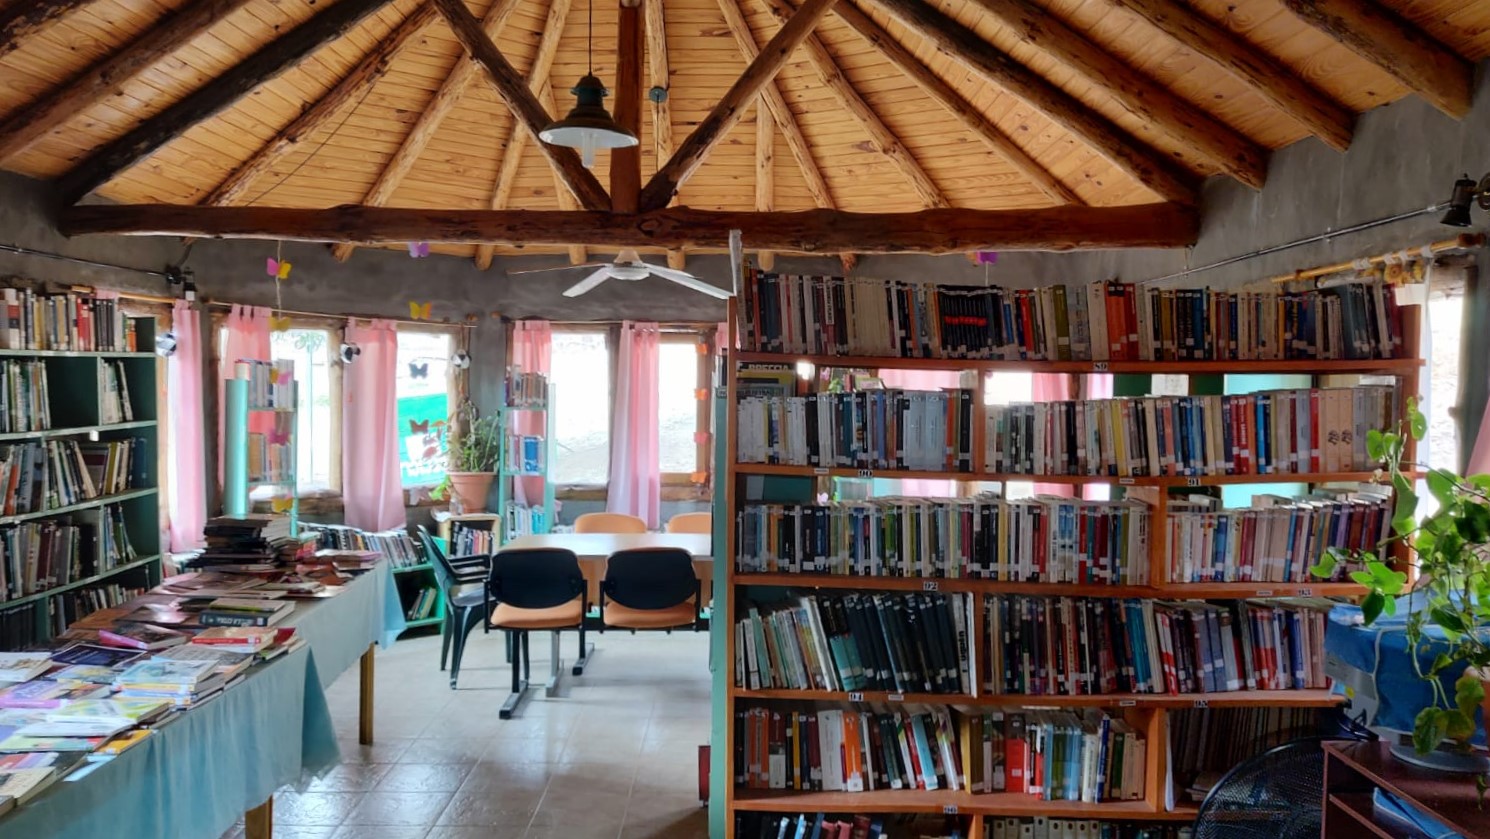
[1,0,1486,262]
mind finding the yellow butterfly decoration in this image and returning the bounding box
[270,315,292,332]
[271,496,293,513]
[409,301,433,321]
[269,368,281,384]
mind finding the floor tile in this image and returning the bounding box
[426,827,527,839]
[342,792,455,827]
[272,792,365,827]
[329,826,431,839]
[374,763,473,793]
[308,763,393,793]
[436,789,541,827]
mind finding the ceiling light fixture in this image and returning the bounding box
[1441,172,1490,227]
[539,0,637,168]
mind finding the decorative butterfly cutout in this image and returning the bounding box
[409,301,432,320]
[266,258,292,280]
[268,429,290,445]
[269,368,281,384]
[976,251,999,266]
[271,496,293,513]
[270,315,292,332]
[407,242,430,258]
[409,362,428,379]
[409,419,431,435]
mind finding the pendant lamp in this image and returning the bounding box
[539,0,637,168]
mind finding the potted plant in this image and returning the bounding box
[1313,398,1490,780]
[434,402,502,513]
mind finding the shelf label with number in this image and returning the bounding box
[1119,477,1136,485]
[887,693,905,702]
[1185,477,1201,487]
[856,468,873,478]
[1092,362,1109,372]
[714,387,728,399]
[922,580,940,592]
[942,805,959,815]
[1118,699,1137,707]
[847,691,864,702]
[1298,588,1313,597]
[813,467,829,475]
[1193,699,1210,709]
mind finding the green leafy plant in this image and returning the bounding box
[1312,397,1490,759]
[428,402,502,501]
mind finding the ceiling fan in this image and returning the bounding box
[507,248,733,299]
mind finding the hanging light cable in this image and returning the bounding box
[539,0,638,168]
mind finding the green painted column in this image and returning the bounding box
[709,386,727,839]
[224,377,249,518]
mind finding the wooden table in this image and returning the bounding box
[499,532,715,606]
[1322,740,1489,838]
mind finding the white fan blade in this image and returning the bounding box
[563,268,613,297]
[508,262,609,276]
[648,265,734,299]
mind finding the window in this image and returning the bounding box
[396,330,456,487]
[660,335,706,476]
[551,329,611,486]
[269,328,337,493]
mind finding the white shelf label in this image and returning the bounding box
[813,467,829,475]
[1119,699,1137,707]
[1185,477,1201,487]
[922,580,940,592]
[1255,590,1274,597]
[1298,588,1314,597]
[847,691,864,702]
[714,387,728,399]
[1193,699,1210,709]
[942,805,960,815]
[1119,477,1136,485]
[1092,362,1110,372]
[856,468,873,478]
[887,693,905,702]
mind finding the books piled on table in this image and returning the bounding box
[735,496,1151,584]
[0,677,110,710]
[957,710,1145,800]
[735,813,969,839]
[0,751,88,805]
[98,361,134,425]
[983,386,1395,477]
[193,515,298,571]
[0,440,102,514]
[736,592,976,694]
[504,503,548,541]
[0,653,51,683]
[113,658,225,707]
[16,697,170,740]
[76,438,145,496]
[198,597,294,628]
[505,368,547,407]
[234,359,295,410]
[1166,489,1390,583]
[97,621,189,651]
[0,519,90,602]
[48,642,143,670]
[737,389,977,471]
[0,288,135,352]
[982,596,1331,696]
[450,524,495,558]
[736,705,965,792]
[988,819,1186,839]
[63,583,146,624]
[0,360,49,433]
[735,272,1405,362]
[304,524,418,567]
[299,549,380,576]
[504,435,545,474]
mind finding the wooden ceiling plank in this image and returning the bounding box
[713,0,834,210]
[432,0,610,212]
[0,0,96,59]
[828,0,1079,205]
[642,0,672,164]
[332,0,529,262]
[755,100,775,270]
[638,0,839,212]
[960,0,1266,189]
[0,0,258,164]
[612,0,644,213]
[59,201,1202,252]
[1280,0,1473,118]
[1109,0,1354,152]
[205,3,440,207]
[754,0,946,208]
[863,0,1194,204]
[55,0,394,205]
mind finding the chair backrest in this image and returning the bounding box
[415,525,458,593]
[574,512,648,534]
[602,548,697,610]
[489,548,586,610]
[665,512,711,534]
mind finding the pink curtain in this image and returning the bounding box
[218,305,271,483]
[343,319,404,531]
[608,322,661,528]
[509,320,552,505]
[877,368,962,497]
[168,300,207,550]
[1468,388,1490,474]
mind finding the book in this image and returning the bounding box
[30,697,170,737]
[112,658,220,691]
[191,627,277,649]
[0,767,60,804]
[97,622,190,651]
[0,680,110,709]
[737,388,976,471]
[198,597,294,627]
[48,643,143,669]
[0,653,51,683]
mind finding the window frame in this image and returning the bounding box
[394,325,463,490]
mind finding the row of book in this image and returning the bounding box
[233,359,295,410]
[957,709,1146,800]
[99,505,136,570]
[1167,706,1320,804]
[1,440,110,514]
[734,497,1152,585]
[984,596,1330,696]
[736,271,1406,362]
[984,387,1394,477]
[505,368,547,407]
[736,813,968,839]
[736,592,976,694]
[1167,490,1389,583]
[61,583,144,626]
[0,360,49,433]
[98,361,134,425]
[451,523,496,557]
[0,289,138,352]
[737,390,977,471]
[0,520,90,601]
[505,503,549,540]
[505,435,545,474]
[988,820,1183,839]
[306,524,420,567]
[246,431,292,484]
[405,587,439,621]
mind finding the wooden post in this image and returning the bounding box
[359,643,375,745]
[244,797,273,839]
[612,0,644,213]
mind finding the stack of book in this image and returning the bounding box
[305,524,419,567]
[0,653,52,683]
[13,697,170,741]
[505,368,547,407]
[0,751,88,807]
[98,361,134,425]
[97,621,189,651]
[299,549,380,575]
[0,519,90,602]
[735,496,1151,584]
[737,389,977,471]
[0,360,49,433]
[735,272,1404,362]
[235,359,295,410]
[736,592,976,694]
[983,596,1331,696]
[957,710,1146,800]
[983,386,1395,477]
[112,658,226,707]
[0,289,136,352]
[198,597,294,628]
[194,515,299,571]
[0,675,111,710]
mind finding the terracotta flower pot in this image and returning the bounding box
[446,471,495,513]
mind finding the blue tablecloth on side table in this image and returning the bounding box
[287,559,408,687]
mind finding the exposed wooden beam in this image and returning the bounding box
[432,0,610,211]
[0,0,256,163]
[474,98,533,271]
[828,0,1081,205]
[60,202,1202,253]
[865,0,1195,204]
[332,0,528,262]
[641,0,672,165]
[754,0,945,208]
[206,3,440,207]
[611,0,644,213]
[639,0,839,212]
[667,249,687,270]
[1110,0,1353,152]
[55,0,392,205]
[1280,0,1472,119]
[962,0,1266,188]
[755,101,776,271]
[0,0,94,59]
[713,0,834,210]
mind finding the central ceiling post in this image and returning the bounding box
[612,0,644,214]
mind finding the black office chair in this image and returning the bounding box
[599,548,702,633]
[486,548,592,719]
[415,525,491,689]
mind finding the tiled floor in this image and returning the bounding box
[220,627,712,839]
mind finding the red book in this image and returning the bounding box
[1005,714,1029,794]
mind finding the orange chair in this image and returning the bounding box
[665,512,711,534]
[600,548,702,634]
[574,512,647,534]
[487,548,592,719]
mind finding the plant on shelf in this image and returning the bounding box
[1313,398,1490,780]
[431,401,502,513]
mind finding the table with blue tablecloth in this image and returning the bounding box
[0,560,407,839]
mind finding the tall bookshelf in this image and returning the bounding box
[0,312,163,650]
[223,359,298,534]
[719,290,1421,837]
[492,375,555,544]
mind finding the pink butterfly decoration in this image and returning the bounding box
[408,242,431,258]
[266,258,292,279]
[976,251,999,266]
[268,429,290,445]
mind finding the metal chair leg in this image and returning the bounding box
[499,629,529,719]
[439,609,453,671]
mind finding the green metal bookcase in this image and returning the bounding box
[491,383,556,544]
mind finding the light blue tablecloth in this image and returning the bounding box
[287,560,408,687]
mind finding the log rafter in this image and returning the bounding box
[0,0,94,60]
[642,0,673,164]
[755,101,776,271]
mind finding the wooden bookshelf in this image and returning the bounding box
[720,295,1422,834]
